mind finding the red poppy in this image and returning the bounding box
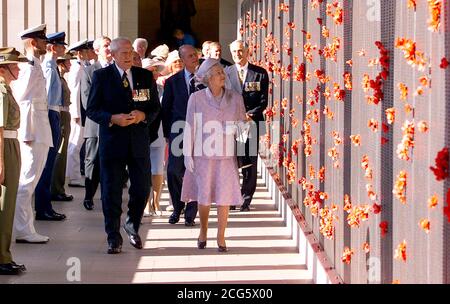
[419,219,430,234]
[393,171,407,205]
[428,194,439,209]
[408,0,417,10]
[444,188,450,223]
[342,247,354,264]
[372,203,382,214]
[380,221,389,237]
[363,243,370,254]
[427,0,442,32]
[394,240,407,262]
[440,57,449,69]
[430,147,449,181]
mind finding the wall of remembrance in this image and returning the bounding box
[241,0,450,284]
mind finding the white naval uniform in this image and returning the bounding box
[66,59,85,184]
[11,55,53,238]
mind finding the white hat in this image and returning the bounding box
[142,58,165,70]
[19,24,47,40]
[68,39,90,52]
[150,44,169,60]
[195,58,221,85]
[165,50,181,66]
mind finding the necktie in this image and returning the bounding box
[122,71,132,100]
[238,68,245,86]
[189,73,196,95]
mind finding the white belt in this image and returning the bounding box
[3,130,18,139]
[31,103,48,111]
[60,106,70,112]
[48,105,61,112]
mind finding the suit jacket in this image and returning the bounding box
[86,64,161,160]
[161,70,190,142]
[225,63,269,123]
[81,61,102,138]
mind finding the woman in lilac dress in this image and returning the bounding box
[181,58,246,252]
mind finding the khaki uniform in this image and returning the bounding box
[0,81,21,264]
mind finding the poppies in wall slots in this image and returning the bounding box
[248,0,449,269]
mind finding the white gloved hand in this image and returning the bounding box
[184,156,195,173]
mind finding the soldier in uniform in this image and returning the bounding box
[81,36,113,211]
[0,47,28,275]
[34,32,68,221]
[51,53,74,202]
[66,39,90,187]
[11,24,52,243]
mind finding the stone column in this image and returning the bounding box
[219,0,237,62]
[118,0,138,40]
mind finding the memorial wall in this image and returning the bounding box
[241,0,449,284]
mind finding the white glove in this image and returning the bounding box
[184,156,194,173]
[235,121,250,143]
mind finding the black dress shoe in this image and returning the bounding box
[107,243,122,254]
[10,261,26,272]
[185,220,196,227]
[0,263,24,275]
[123,226,143,249]
[83,200,94,211]
[240,204,251,212]
[229,206,236,210]
[168,213,180,224]
[52,193,73,202]
[197,238,207,249]
[35,211,66,221]
[217,243,228,252]
[68,183,85,188]
[52,210,66,219]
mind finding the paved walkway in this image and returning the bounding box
[1,172,312,284]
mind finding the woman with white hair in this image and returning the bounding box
[158,50,184,82]
[181,58,247,252]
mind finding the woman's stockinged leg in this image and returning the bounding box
[198,204,211,242]
[151,174,164,213]
[217,206,230,247]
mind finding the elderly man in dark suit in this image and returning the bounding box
[161,44,201,226]
[80,36,112,211]
[225,40,269,212]
[87,37,160,254]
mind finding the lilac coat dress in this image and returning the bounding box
[181,88,246,206]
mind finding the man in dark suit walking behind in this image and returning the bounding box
[87,37,160,254]
[81,36,112,211]
[225,40,269,212]
[162,44,201,226]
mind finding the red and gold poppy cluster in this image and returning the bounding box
[242,0,449,271]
